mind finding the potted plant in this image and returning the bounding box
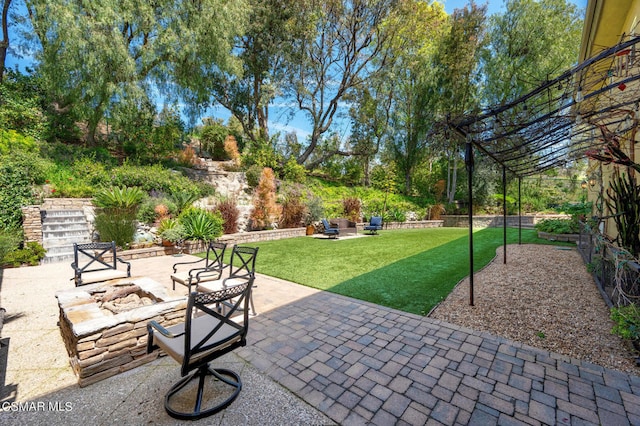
[160,223,186,247]
[158,218,180,246]
[304,196,324,235]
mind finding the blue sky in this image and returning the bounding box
[5,0,589,139]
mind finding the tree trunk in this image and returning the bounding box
[0,0,12,83]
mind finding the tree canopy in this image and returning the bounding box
[0,0,586,202]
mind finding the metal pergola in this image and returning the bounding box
[449,35,640,306]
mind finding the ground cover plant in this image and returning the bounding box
[242,228,570,315]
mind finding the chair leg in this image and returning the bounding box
[164,364,242,420]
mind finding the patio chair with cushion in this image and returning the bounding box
[364,216,383,235]
[146,279,253,420]
[170,241,228,291]
[196,245,259,316]
[71,241,131,286]
[321,218,340,239]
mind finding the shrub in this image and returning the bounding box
[94,208,137,248]
[0,129,38,154]
[93,186,144,248]
[0,151,48,228]
[215,199,240,234]
[304,195,325,226]
[342,197,362,222]
[160,222,186,244]
[176,145,201,167]
[249,167,278,230]
[179,208,223,242]
[282,157,306,182]
[200,121,228,160]
[224,135,240,165]
[2,241,46,267]
[110,163,211,197]
[157,217,179,234]
[611,304,640,340]
[279,185,306,229]
[0,228,21,265]
[245,164,263,189]
[535,218,579,234]
[70,157,109,186]
[137,196,178,224]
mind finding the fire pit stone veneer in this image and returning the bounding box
[56,277,187,387]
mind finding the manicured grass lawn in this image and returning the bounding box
[242,227,570,315]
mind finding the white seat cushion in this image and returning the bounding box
[81,269,129,284]
[171,270,222,286]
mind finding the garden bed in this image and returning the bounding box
[536,231,579,243]
[430,244,638,374]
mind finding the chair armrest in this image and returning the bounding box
[116,257,131,275]
[172,257,206,273]
[148,320,182,338]
[146,320,184,353]
[193,263,227,279]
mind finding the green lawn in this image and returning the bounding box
[238,228,569,315]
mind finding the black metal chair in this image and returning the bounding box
[147,280,253,420]
[71,241,131,286]
[170,241,228,291]
[196,246,259,316]
[364,216,383,235]
[321,218,340,239]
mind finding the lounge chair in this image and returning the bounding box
[321,219,340,239]
[364,216,383,235]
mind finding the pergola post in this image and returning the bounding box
[466,138,474,306]
[503,166,507,264]
[518,177,522,245]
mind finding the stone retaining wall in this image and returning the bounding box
[42,198,94,210]
[21,205,43,244]
[372,220,443,231]
[219,228,307,246]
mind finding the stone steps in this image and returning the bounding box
[41,209,92,264]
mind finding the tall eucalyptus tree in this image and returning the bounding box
[382,0,448,194]
[283,0,400,167]
[24,0,247,145]
[481,0,583,106]
[429,1,487,202]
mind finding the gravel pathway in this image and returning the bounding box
[429,244,640,375]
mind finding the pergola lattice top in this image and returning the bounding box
[451,35,640,177]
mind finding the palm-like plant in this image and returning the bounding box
[170,192,200,214]
[94,186,145,209]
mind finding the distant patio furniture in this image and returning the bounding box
[364,216,383,235]
[71,241,131,286]
[321,219,340,239]
[170,241,228,292]
[196,245,259,316]
[146,278,253,420]
[330,218,357,235]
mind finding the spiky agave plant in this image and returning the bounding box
[179,208,223,243]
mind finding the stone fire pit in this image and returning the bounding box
[56,277,187,387]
